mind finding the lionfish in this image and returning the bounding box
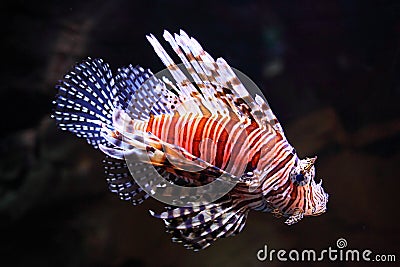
[52,30,329,250]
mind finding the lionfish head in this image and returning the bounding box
[290,156,317,186]
[290,156,329,216]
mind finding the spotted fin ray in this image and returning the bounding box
[103,156,150,205]
[52,58,116,148]
[113,64,182,119]
[146,30,287,138]
[149,186,257,250]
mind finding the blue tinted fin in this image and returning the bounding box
[114,64,176,118]
[52,58,116,148]
[103,156,150,205]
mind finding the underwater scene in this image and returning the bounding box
[2,1,399,266]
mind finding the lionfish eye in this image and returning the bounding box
[295,173,305,182]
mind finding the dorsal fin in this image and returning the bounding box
[147,32,242,120]
[174,30,284,134]
[146,30,288,134]
[254,94,286,138]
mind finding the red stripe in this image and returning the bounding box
[214,119,229,168]
[146,115,155,132]
[243,122,264,170]
[281,184,298,212]
[182,117,190,152]
[192,117,208,157]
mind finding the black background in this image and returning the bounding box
[1,0,399,266]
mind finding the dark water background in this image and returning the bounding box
[1,0,399,266]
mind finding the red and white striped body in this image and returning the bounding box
[52,29,329,251]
